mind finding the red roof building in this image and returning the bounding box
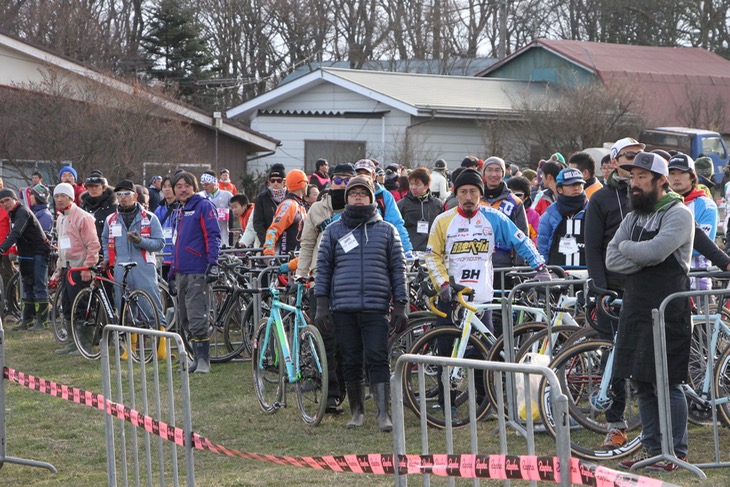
[477,39,730,133]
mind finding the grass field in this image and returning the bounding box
[2,326,729,486]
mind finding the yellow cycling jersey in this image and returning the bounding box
[425,204,544,303]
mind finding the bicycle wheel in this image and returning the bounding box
[51,283,69,343]
[296,325,328,425]
[388,315,437,371]
[713,342,730,427]
[402,326,492,428]
[121,289,160,364]
[71,287,108,360]
[209,286,234,363]
[160,282,191,356]
[216,293,252,362]
[539,338,643,460]
[5,271,20,320]
[252,319,284,413]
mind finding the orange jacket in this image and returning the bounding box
[219,180,238,195]
[263,196,307,256]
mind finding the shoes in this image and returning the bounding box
[645,457,688,472]
[618,449,650,470]
[325,397,343,415]
[600,428,628,450]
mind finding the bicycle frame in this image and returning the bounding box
[685,313,730,408]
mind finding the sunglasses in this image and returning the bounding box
[513,192,525,198]
[115,191,134,197]
[617,151,639,160]
[269,178,283,184]
[332,176,351,185]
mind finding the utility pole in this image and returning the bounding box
[498,0,507,59]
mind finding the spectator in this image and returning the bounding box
[533,160,564,215]
[397,168,443,252]
[304,184,320,206]
[168,171,221,374]
[507,176,539,244]
[392,175,409,202]
[29,184,53,233]
[0,178,11,314]
[200,171,233,247]
[80,170,117,260]
[230,193,254,247]
[537,168,588,268]
[0,189,51,331]
[253,164,287,245]
[430,159,450,200]
[568,151,602,199]
[135,184,150,210]
[31,171,43,186]
[599,154,612,184]
[147,175,162,212]
[218,169,238,195]
[309,159,330,191]
[58,166,85,206]
[263,169,308,256]
[52,183,101,355]
[153,175,179,280]
[102,180,166,356]
[315,176,408,431]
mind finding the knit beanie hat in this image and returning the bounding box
[483,156,506,175]
[30,184,49,205]
[0,189,17,201]
[453,169,484,194]
[285,169,308,192]
[59,165,77,180]
[54,183,75,199]
[345,176,375,203]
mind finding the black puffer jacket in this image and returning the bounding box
[397,191,443,251]
[81,188,118,259]
[315,204,407,313]
[253,188,280,245]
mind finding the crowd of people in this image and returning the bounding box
[2,140,728,465]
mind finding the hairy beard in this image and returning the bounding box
[629,186,659,214]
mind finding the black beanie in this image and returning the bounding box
[453,169,484,194]
[332,163,356,176]
[0,189,17,201]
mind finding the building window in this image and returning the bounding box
[304,140,366,173]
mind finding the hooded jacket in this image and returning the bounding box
[170,194,221,275]
[0,202,50,256]
[315,204,407,313]
[55,202,100,270]
[80,187,118,255]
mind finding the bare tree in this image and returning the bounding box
[676,86,729,132]
[0,67,199,184]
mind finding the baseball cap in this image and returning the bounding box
[354,159,376,174]
[556,168,585,186]
[611,137,646,160]
[667,153,695,173]
[620,152,668,177]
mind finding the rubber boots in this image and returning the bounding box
[193,341,211,374]
[54,317,77,355]
[371,381,393,432]
[13,299,35,331]
[29,300,49,331]
[345,382,365,429]
[157,326,168,360]
[121,333,138,361]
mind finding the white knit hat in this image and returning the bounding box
[53,182,74,199]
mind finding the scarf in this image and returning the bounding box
[330,189,346,211]
[341,204,380,227]
[682,188,707,205]
[483,181,505,200]
[270,187,287,204]
[555,193,587,217]
[118,203,140,229]
[655,190,683,211]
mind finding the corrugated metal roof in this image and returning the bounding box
[478,39,730,132]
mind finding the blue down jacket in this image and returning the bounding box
[315,204,408,313]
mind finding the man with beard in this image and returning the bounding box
[296,163,356,414]
[537,167,588,268]
[607,152,694,471]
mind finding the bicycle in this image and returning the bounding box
[68,262,161,363]
[251,275,328,426]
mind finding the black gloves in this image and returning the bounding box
[205,263,219,283]
[390,302,409,334]
[313,297,332,332]
[127,231,142,245]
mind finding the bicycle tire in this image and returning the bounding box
[71,287,108,360]
[51,283,68,343]
[5,271,20,320]
[401,326,492,429]
[539,338,643,460]
[121,289,160,364]
[209,286,236,363]
[252,319,284,413]
[296,325,328,426]
[216,293,252,362]
[388,315,437,371]
[713,342,730,427]
[514,325,583,364]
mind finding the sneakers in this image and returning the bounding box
[600,428,628,450]
[618,449,650,470]
[645,457,688,472]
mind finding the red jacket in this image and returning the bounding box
[219,180,238,195]
[0,207,9,255]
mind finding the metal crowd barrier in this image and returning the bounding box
[0,318,57,473]
[642,283,730,478]
[101,324,195,487]
[392,353,572,487]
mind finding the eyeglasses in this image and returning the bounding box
[348,190,370,198]
[332,176,350,185]
[617,151,639,160]
[269,178,283,184]
[115,191,133,197]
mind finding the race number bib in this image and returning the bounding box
[217,208,229,221]
[559,236,579,255]
[417,220,429,234]
[339,232,359,253]
[111,224,122,237]
[163,227,173,239]
[59,237,71,249]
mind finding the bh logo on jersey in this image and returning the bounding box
[461,269,480,282]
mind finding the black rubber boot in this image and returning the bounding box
[30,301,49,331]
[193,341,211,374]
[13,299,35,331]
[345,382,365,429]
[371,381,393,432]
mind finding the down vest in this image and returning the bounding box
[315,204,408,313]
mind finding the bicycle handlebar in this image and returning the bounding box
[449,276,477,312]
[428,295,447,318]
[66,266,97,286]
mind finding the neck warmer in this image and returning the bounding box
[682,188,706,204]
[118,203,140,228]
[483,181,504,200]
[342,204,380,227]
[83,187,116,211]
[270,187,287,204]
[656,190,683,211]
[329,189,346,211]
[555,193,587,217]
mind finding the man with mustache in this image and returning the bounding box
[607,152,693,471]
